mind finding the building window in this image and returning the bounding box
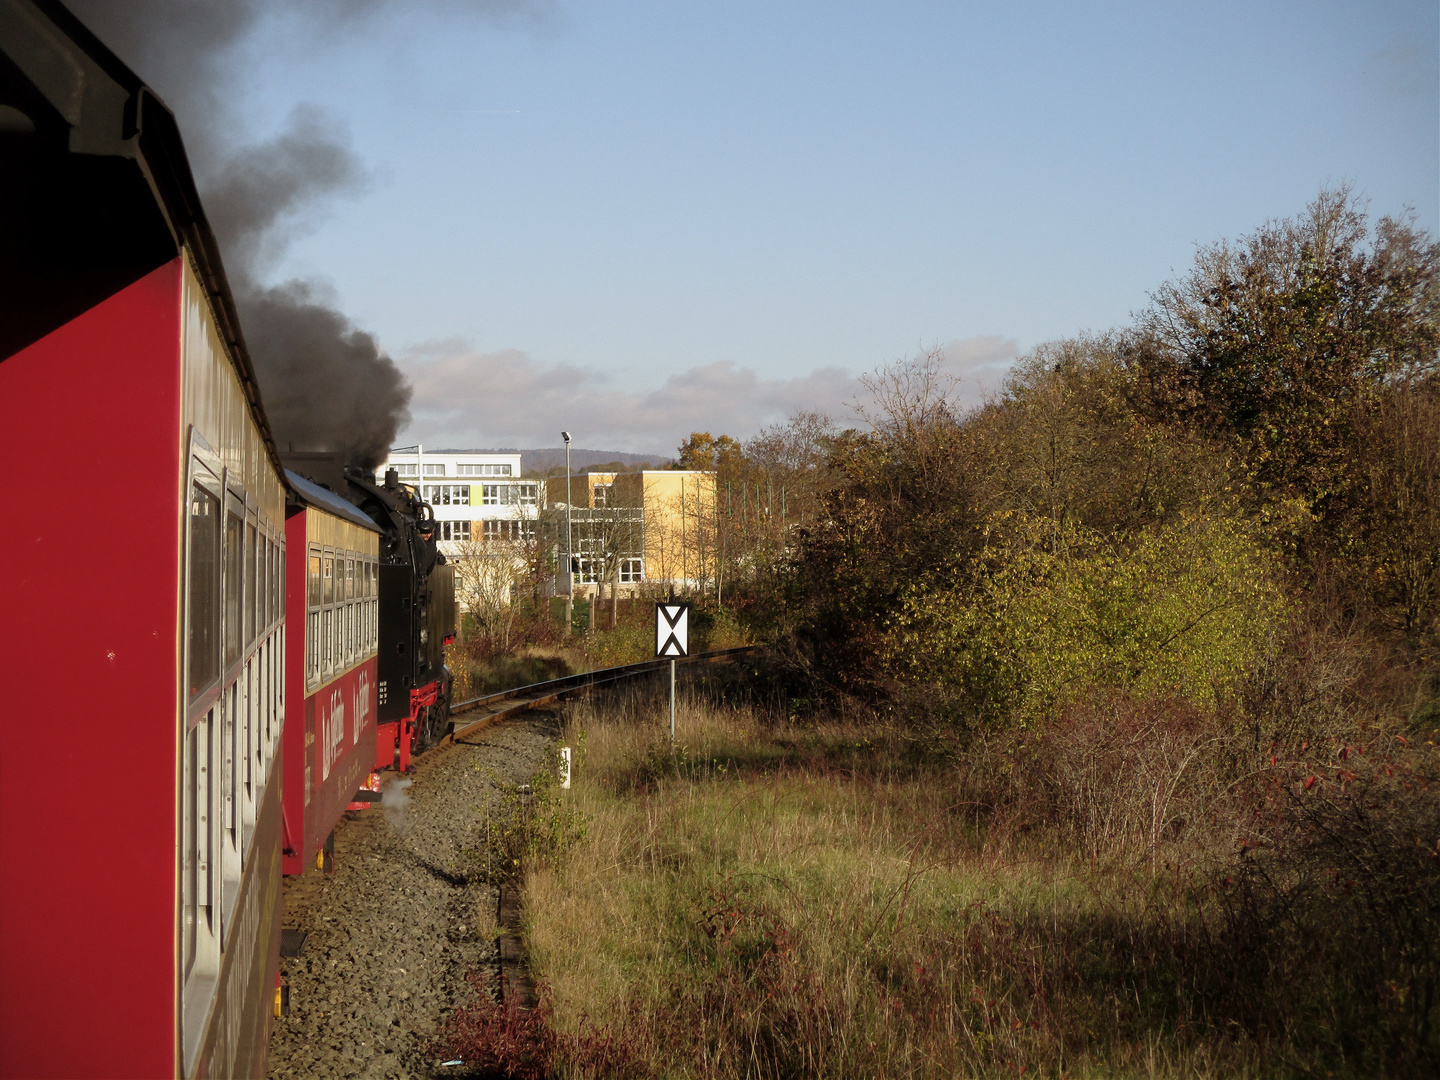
[481,482,538,506]
[482,519,535,543]
[423,484,470,506]
[422,463,446,477]
[440,520,471,541]
[458,463,513,477]
[592,483,612,507]
[390,463,418,477]
[574,555,642,584]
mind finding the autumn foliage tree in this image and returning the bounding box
[1140,188,1440,562]
[780,188,1439,707]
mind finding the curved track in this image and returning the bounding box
[443,645,759,745]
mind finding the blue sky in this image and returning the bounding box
[223,0,1436,452]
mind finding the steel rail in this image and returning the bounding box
[445,645,761,745]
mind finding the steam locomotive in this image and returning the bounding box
[0,4,455,1077]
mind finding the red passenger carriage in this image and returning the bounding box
[282,472,383,876]
[1,4,286,1076]
[1,5,460,1076]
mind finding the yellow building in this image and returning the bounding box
[545,470,717,591]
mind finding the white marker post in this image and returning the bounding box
[655,602,690,747]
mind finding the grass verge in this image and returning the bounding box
[508,683,1438,1079]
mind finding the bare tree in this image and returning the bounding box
[698,412,838,601]
[571,507,645,628]
[448,510,542,650]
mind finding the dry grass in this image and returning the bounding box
[488,663,1439,1079]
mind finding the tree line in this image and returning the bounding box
[674,189,1436,731]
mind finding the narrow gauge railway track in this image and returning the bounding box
[268,646,762,1078]
[444,645,761,745]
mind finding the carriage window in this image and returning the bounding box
[259,539,267,628]
[187,485,221,700]
[266,537,276,627]
[244,523,257,646]
[308,550,321,609]
[346,558,355,599]
[322,555,334,606]
[224,510,243,668]
[307,610,319,685]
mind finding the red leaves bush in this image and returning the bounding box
[428,972,655,1080]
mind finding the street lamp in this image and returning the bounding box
[562,430,573,637]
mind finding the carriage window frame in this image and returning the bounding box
[306,544,322,689]
[243,518,257,647]
[185,443,225,720]
[307,550,322,608]
[180,429,225,1072]
[223,494,244,672]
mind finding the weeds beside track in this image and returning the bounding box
[433,678,1440,1080]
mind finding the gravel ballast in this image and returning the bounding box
[266,710,561,1080]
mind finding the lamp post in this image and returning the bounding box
[562,430,573,637]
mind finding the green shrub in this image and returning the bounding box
[470,751,589,887]
[586,625,655,669]
[890,512,1288,726]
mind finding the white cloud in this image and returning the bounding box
[936,334,1021,398]
[395,335,1019,454]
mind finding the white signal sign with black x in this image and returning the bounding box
[655,603,690,657]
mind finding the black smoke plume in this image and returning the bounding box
[66,1,535,468]
[242,280,411,468]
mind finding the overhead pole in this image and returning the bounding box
[562,431,573,638]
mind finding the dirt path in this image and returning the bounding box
[266,711,560,1080]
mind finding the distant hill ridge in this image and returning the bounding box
[431,448,675,475]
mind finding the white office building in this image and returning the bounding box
[378,448,543,553]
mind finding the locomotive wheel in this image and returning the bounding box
[417,699,450,753]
